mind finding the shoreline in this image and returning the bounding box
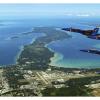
[15,46,24,65]
[45,41,64,67]
[48,48,63,67]
[15,37,38,63]
[14,33,37,65]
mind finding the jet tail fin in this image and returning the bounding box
[92,28,99,35]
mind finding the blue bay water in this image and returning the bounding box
[48,32,100,68]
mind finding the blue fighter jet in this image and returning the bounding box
[62,27,100,40]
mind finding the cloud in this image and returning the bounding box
[65,12,91,17]
[76,14,90,17]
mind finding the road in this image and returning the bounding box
[36,72,49,85]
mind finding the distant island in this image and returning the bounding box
[10,36,19,39]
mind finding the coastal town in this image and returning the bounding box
[0,66,100,96]
[0,27,100,96]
